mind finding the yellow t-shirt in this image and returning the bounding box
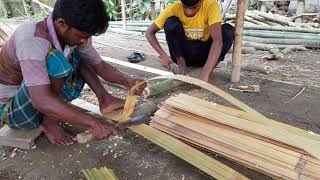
[155,0,222,42]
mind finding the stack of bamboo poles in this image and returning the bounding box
[108,10,320,60]
[151,93,320,179]
[226,10,320,59]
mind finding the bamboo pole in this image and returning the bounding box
[231,0,247,83]
[244,24,320,34]
[242,41,306,51]
[150,1,156,20]
[242,36,320,48]
[121,0,127,30]
[295,0,305,23]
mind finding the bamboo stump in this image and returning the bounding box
[231,0,247,83]
[121,0,127,30]
[150,1,156,20]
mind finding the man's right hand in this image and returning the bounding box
[159,53,173,70]
[91,120,117,140]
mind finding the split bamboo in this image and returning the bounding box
[151,93,320,179]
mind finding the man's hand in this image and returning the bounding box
[91,120,117,140]
[159,53,173,70]
[127,78,147,95]
[176,57,188,75]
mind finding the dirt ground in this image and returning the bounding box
[0,22,320,180]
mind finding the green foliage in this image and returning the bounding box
[103,0,119,20]
[126,0,150,20]
[248,0,259,10]
[164,0,176,6]
[32,10,49,19]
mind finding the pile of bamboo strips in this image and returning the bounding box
[151,93,320,179]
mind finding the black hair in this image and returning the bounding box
[181,0,200,7]
[52,0,109,35]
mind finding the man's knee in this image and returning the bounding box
[164,16,182,34]
[221,23,235,42]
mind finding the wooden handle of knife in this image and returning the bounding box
[75,131,95,144]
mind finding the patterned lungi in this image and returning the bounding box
[0,49,85,129]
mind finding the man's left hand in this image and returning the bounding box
[127,78,147,95]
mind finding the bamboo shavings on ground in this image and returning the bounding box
[151,93,320,179]
[81,167,118,180]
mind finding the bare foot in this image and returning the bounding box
[177,57,188,75]
[99,95,125,114]
[40,117,75,145]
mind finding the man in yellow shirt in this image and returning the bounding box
[146,0,234,82]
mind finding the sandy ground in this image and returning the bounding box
[0,20,319,179]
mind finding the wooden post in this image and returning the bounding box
[121,0,127,30]
[150,1,156,20]
[295,0,305,23]
[231,0,247,83]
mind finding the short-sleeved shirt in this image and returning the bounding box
[155,0,221,42]
[0,14,103,102]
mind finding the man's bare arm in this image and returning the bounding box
[146,23,173,69]
[29,85,97,128]
[93,61,131,87]
[93,61,146,94]
[199,23,223,82]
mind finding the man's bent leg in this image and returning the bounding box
[5,83,74,145]
[164,17,190,74]
[219,23,235,61]
[78,62,125,114]
[187,23,235,67]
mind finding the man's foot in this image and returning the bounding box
[40,118,75,145]
[99,95,125,114]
